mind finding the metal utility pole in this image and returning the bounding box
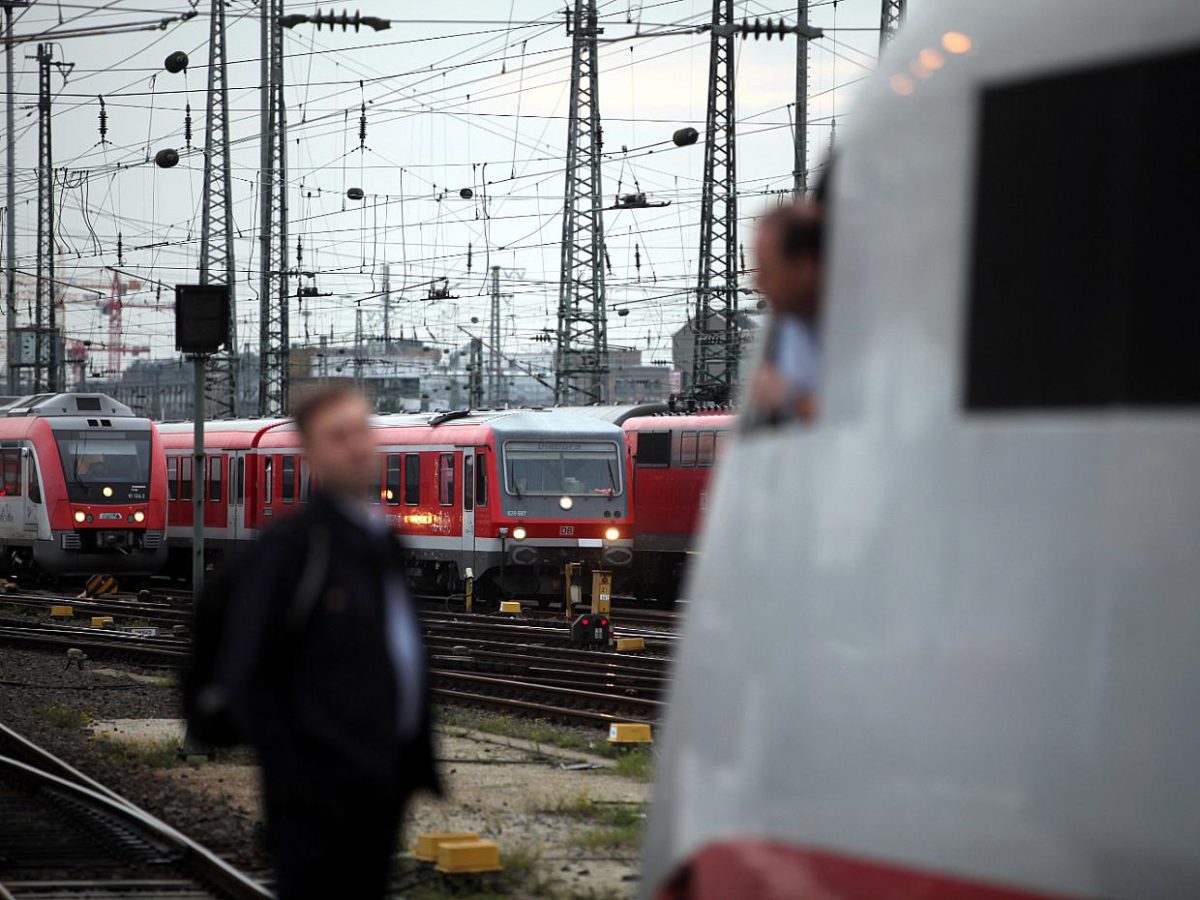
[488,264,510,407]
[3,2,27,394]
[199,0,238,418]
[258,0,289,416]
[555,0,608,406]
[879,0,906,50]
[468,337,483,409]
[381,262,391,346]
[353,305,364,387]
[691,0,738,401]
[793,1,809,198]
[33,42,59,392]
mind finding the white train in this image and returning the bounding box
[642,0,1200,897]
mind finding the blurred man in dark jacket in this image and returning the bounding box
[218,385,438,900]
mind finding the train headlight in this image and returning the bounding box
[102,486,113,498]
[512,526,527,541]
[73,510,86,524]
[604,526,620,542]
[133,510,145,523]
[559,496,573,510]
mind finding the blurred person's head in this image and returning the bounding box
[753,200,824,321]
[293,385,375,498]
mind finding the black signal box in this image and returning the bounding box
[175,284,231,356]
[571,613,612,648]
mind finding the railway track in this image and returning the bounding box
[0,721,267,899]
[0,588,676,724]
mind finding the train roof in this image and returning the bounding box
[0,393,136,419]
[568,403,737,425]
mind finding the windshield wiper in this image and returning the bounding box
[605,459,618,497]
[509,462,522,499]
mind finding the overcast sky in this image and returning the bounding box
[4,0,898,378]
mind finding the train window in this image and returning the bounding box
[263,457,273,505]
[167,456,178,501]
[438,453,455,506]
[368,454,382,505]
[475,453,488,507]
[1,449,21,496]
[385,454,401,505]
[714,431,730,461]
[28,458,39,504]
[967,44,1200,409]
[299,458,311,502]
[208,455,222,502]
[180,456,193,501]
[404,454,420,505]
[636,432,671,467]
[679,432,698,467]
[282,456,296,503]
[463,455,474,511]
[235,457,245,505]
[697,432,716,467]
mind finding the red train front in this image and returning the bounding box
[0,393,168,578]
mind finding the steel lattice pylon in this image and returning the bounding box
[468,337,484,409]
[879,0,906,49]
[34,43,58,392]
[691,0,739,401]
[258,0,289,417]
[199,0,238,417]
[555,0,608,406]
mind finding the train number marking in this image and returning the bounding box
[560,525,575,536]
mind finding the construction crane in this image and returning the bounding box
[67,271,167,375]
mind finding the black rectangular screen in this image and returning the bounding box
[175,284,231,356]
[966,44,1200,409]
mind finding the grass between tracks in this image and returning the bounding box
[436,706,655,781]
[40,702,93,729]
[549,792,647,853]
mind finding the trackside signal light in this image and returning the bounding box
[73,510,86,523]
[604,527,620,541]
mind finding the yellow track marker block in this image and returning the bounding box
[498,600,522,614]
[90,616,114,629]
[50,605,74,617]
[414,831,480,863]
[607,722,653,744]
[615,637,645,652]
[435,839,502,874]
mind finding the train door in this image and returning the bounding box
[23,448,41,536]
[460,448,476,577]
[204,453,225,529]
[229,453,245,539]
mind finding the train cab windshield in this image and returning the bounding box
[504,441,622,497]
[54,429,152,502]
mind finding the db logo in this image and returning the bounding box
[559,525,575,536]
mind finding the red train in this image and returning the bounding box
[159,409,633,601]
[0,393,168,577]
[581,404,736,601]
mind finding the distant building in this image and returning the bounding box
[672,311,760,396]
[605,349,674,404]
